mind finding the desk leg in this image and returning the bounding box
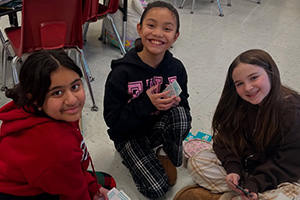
[122,21,127,47]
[0,30,6,45]
[8,12,18,27]
[122,0,127,51]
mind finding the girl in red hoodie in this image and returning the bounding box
[0,49,115,200]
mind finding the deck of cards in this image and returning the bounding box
[106,187,131,200]
[163,80,182,97]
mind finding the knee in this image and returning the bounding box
[170,106,192,126]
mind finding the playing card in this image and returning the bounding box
[172,80,182,96]
[163,80,182,97]
[107,187,131,200]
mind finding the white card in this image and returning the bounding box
[107,187,131,200]
[163,80,182,97]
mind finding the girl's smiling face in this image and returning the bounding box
[41,66,85,122]
[137,7,179,57]
[232,63,271,105]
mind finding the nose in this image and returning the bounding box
[244,83,253,92]
[64,91,77,105]
[153,28,163,37]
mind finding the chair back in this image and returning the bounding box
[106,0,120,14]
[82,0,99,24]
[84,0,120,22]
[18,0,83,56]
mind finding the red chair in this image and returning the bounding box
[82,0,126,55]
[1,0,98,111]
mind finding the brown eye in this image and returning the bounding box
[72,84,79,90]
[52,90,62,96]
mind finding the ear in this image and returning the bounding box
[27,93,42,111]
[173,32,180,42]
[137,23,142,37]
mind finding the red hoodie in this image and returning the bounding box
[0,101,99,199]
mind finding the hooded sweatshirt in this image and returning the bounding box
[0,101,99,200]
[213,96,300,193]
[104,48,190,143]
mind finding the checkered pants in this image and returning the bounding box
[115,106,191,198]
[188,148,300,200]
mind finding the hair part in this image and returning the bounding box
[5,49,82,115]
[135,1,180,52]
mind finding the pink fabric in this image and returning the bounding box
[183,139,212,158]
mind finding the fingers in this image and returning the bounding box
[99,187,109,200]
[227,173,240,186]
[155,97,176,110]
[147,84,159,94]
[227,173,244,195]
[147,84,181,110]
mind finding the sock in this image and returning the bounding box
[159,147,168,156]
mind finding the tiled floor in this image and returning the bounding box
[1,0,300,199]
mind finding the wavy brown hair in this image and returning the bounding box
[212,49,299,156]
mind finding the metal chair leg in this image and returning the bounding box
[67,48,94,82]
[191,0,195,13]
[75,47,98,111]
[216,0,224,17]
[107,15,126,55]
[0,30,12,58]
[99,19,107,43]
[179,0,186,8]
[83,22,90,45]
[1,41,10,91]
[227,0,232,6]
[11,56,20,85]
[122,21,127,47]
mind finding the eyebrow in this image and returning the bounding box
[146,18,175,27]
[233,72,259,84]
[48,78,81,92]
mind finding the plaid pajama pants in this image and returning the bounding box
[114,106,192,199]
[188,148,300,200]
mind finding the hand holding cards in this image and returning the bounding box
[163,80,182,97]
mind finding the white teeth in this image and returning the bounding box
[151,40,162,45]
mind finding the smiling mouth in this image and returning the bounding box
[63,105,80,114]
[247,90,259,98]
[150,39,164,45]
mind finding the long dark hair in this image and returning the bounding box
[5,49,83,114]
[212,49,299,155]
[135,1,180,52]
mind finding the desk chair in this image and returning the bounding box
[0,1,22,57]
[1,0,98,111]
[82,0,126,55]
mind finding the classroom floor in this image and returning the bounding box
[1,0,300,199]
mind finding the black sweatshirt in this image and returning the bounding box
[104,49,190,143]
